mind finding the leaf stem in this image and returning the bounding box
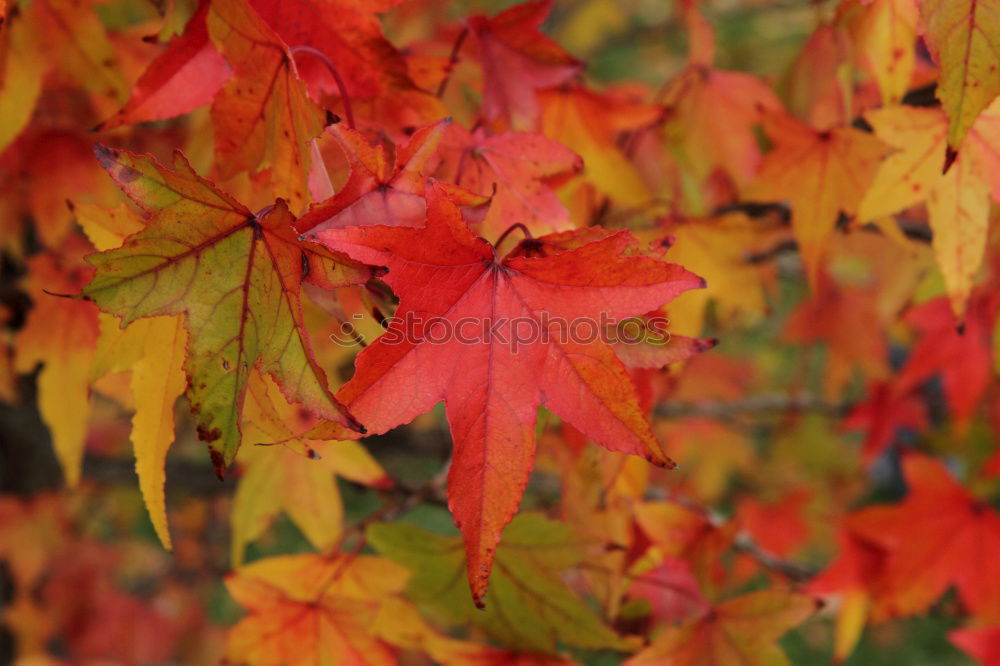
[436,28,469,98]
[289,45,356,129]
[254,204,276,220]
[494,222,532,249]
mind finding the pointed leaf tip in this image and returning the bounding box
[210,449,227,480]
[93,143,118,169]
[943,146,958,173]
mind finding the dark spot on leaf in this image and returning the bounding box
[93,143,119,169]
[696,338,719,351]
[118,166,141,183]
[197,425,222,443]
[209,449,227,480]
[222,359,230,370]
[851,116,874,133]
[943,146,958,173]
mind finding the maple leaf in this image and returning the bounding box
[625,590,818,666]
[441,125,582,240]
[248,0,410,101]
[656,213,779,336]
[661,64,782,189]
[467,0,582,130]
[13,240,99,488]
[231,370,390,564]
[744,110,887,289]
[90,313,187,549]
[225,552,408,665]
[659,7,782,189]
[80,201,186,549]
[847,453,1000,620]
[539,84,662,207]
[307,183,703,604]
[633,500,736,597]
[296,119,449,233]
[841,380,927,463]
[99,0,409,132]
[24,0,128,106]
[919,0,1000,159]
[97,4,232,130]
[83,145,369,474]
[206,0,327,211]
[895,291,998,426]
[857,102,1000,317]
[366,513,632,653]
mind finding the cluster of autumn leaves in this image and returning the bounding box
[2,0,1000,663]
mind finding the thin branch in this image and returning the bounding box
[655,393,844,420]
[734,534,818,582]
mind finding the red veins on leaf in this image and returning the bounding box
[304,183,705,605]
[466,0,582,130]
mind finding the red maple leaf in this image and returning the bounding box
[841,380,927,463]
[896,291,999,427]
[466,0,582,129]
[303,183,704,605]
[296,119,450,233]
[846,453,1000,620]
[440,124,582,240]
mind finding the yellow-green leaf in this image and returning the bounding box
[920,0,1000,155]
[84,145,369,472]
[367,514,632,654]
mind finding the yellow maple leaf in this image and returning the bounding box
[857,101,1000,317]
[745,110,887,290]
[226,552,408,665]
[920,0,1000,155]
[231,371,390,565]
